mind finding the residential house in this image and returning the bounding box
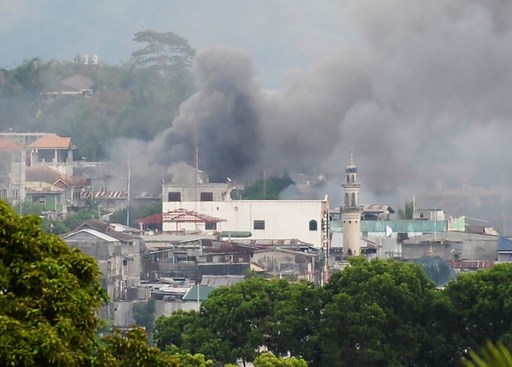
[62,220,143,302]
[28,133,75,177]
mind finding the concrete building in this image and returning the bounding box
[342,157,363,257]
[27,133,75,177]
[161,163,329,249]
[402,231,498,262]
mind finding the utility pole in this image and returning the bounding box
[126,160,131,227]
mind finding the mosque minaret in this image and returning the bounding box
[342,156,363,257]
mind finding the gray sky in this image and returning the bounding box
[0,0,350,88]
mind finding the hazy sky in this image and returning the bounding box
[0,0,350,88]
[4,0,512,231]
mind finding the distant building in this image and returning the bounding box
[162,163,329,249]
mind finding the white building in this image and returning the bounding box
[163,198,329,249]
[161,163,329,248]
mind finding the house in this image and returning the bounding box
[62,220,143,302]
[44,73,94,98]
[25,166,88,212]
[163,190,329,249]
[27,133,75,176]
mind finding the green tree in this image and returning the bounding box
[155,278,321,366]
[130,30,195,80]
[397,200,414,219]
[110,201,161,228]
[320,257,437,366]
[444,263,512,352]
[154,310,202,351]
[0,199,107,366]
[266,281,323,365]
[254,352,308,367]
[240,175,293,200]
[94,327,180,367]
[133,298,157,337]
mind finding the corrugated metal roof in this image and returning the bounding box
[331,220,448,233]
[182,285,216,301]
[200,275,245,287]
[28,133,72,149]
[62,229,118,242]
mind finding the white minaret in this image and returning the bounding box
[342,156,362,257]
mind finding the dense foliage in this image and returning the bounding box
[154,258,512,367]
[0,199,107,365]
[0,30,195,161]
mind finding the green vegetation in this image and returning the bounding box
[0,30,196,161]
[239,175,293,200]
[397,200,414,219]
[0,199,107,365]
[153,258,512,366]
[461,341,512,367]
[109,201,161,228]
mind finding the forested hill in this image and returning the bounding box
[0,30,196,161]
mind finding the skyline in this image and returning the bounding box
[0,1,350,88]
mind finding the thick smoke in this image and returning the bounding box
[150,48,262,182]
[111,0,512,233]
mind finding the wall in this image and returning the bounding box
[163,200,328,248]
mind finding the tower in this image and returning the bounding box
[342,156,362,257]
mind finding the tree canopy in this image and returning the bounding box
[0,199,107,365]
[0,30,196,161]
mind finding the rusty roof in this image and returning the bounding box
[28,133,72,149]
[0,139,23,152]
[26,166,87,186]
[138,209,225,225]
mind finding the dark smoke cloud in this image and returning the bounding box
[111,0,512,233]
[150,48,262,182]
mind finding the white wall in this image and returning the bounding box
[163,200,328,248]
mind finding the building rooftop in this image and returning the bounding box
[28,133,72,149]
[0,139,23,152]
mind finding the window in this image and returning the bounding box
[309,220,318,231]
[351,193,356,206]
[200,192,213,201]
[205,222,217,230]
[253,220,265,230]
[168,192,181,202]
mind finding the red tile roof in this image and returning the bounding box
[0,139,23,152]
[28,133,72,149]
